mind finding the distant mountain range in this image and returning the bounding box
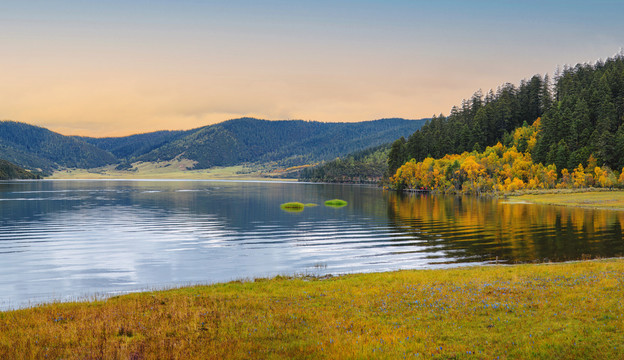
[0,117,427,174]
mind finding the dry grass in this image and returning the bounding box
[48,160,295,181]
[2,260,623,359]
[515,190,624,210]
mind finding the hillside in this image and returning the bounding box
[298,144,391,183]
[132,117,428,169]
[78,130,187,159]
[0,159,39,180]
[0,118,426,174]
[0,121,117,173]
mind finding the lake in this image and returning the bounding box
[1,180,623,309]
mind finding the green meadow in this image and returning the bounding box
[1,259,623,359]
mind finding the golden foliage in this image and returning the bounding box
[391,119,623,193]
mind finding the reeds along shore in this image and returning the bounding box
[1,259,623,359]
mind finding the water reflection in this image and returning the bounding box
[1,180,623,309]
[385,192,624,263]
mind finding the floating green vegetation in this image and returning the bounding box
[304,203,318,207]
[324,199,347,208]
[280,202,305,212]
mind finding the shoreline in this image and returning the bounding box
[2,258,623,358]
[512,189,624,211]
[398,187,624,211]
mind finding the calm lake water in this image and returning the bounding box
[1,180,623,309]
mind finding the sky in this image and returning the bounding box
[1,1,623,136]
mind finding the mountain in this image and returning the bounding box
[133,117,428,168]
[0,159,40,180]
[0,121,117,173]
[0,117,427,173]
[77,130,187,159]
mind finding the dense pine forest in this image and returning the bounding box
[0,159,39,180]
[0,118,424,175]
[298,144,390,183]
[388,54,624,192]
[0,121,117,173]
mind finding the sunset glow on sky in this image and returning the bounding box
[1,1,623,136]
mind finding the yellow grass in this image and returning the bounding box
[48,160,296,181]
[2,259,623,359]
[515,190,624,210]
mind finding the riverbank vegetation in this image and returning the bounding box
[387,54,624,194]
[515,191,624,210]
[1,259,622,359]
[298,145,390,183]
[390,118,624,193]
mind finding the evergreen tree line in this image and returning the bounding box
[388,54,624,177]
[298,145,389,183]
[390,119,624,193]
[534,55,624,172]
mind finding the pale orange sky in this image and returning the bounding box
[1,1,623,136]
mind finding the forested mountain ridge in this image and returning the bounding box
[0,117,426,174]
[0,159,40,180]
[134,117,428,169]
[0,121,117,173]
[77,130,187,159]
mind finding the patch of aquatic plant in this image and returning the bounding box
[280,202,305,212]
[1,260,623,359]
[304,203,318,207]
[324,199,347,208]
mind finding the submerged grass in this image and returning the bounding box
[324,199,348,208]
[280,202,305,212]
[1,259,623,359]
[515,190,624,210]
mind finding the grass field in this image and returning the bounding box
[1,259,623,359]
[515,190,624,211]
[48,160,295,181]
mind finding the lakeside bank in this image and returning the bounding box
[513,189,624,211]
[2,259,623,359]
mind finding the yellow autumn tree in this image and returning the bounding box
[389,119,618,193]
[572,164,586,188]
[594,167,616,188]
[557,168,572,189]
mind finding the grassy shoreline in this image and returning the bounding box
[2,259,623,359]
[48,163,296,181]
[512,189,624,211]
